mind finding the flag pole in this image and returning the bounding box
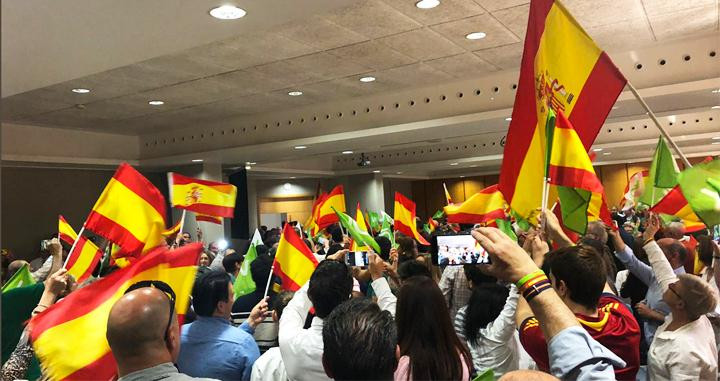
[626,82,692,168]
[63,225,85,269]
[175,210,187,247]
[262,260,275,299]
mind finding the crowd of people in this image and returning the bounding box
[2,207,720,380]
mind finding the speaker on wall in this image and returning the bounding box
[229,169,250,239]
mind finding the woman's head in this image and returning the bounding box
[697,236,715,268]
[396,276,471,380]
[463,283,509,346]
[396,235,417,264]
[663,273,718,320]
[198,253,211,267]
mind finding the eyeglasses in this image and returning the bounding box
[668,281,683,302]
[125,280,176,339]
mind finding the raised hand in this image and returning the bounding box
[471,227,540,284]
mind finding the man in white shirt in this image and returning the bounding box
[278,260,352,381]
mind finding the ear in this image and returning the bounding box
[322,353,334,379]
[396,345,401,360]
[556,279,568,298]
[272,310,279,322]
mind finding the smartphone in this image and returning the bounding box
[436,234,490,266]
[40,239,51,252]
[345,251,369,267]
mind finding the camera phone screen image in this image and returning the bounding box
[346,251,368,267]
[437,235,489,265]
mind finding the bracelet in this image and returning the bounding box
[518,273,549,295]
[521,278,551,298]
[643,237,655,246]
[516,270,545,289]
[36,303,49,309]
[524,282,553,302]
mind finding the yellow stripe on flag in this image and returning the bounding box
[276,245,316,286]
[66,241,100,281]
[171,183,236,208]
[59,218,78,242]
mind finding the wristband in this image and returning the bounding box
[524,282,553,302]
[516,270,545,289]
[643,237,655,246]
[519,274,549,295]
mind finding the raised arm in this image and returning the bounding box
[485,284,519,342]
[642,214,678,292]
[541,209,574,249]
[609,229,654,286]
[368,253,396,317]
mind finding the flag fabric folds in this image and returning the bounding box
[2,263,35,293]
[443,183,453,205]
[393,192,430,245]
[640,137,679,207]
[498,0,626,221]
[161,218,183,239]
[317,185,346,231]
[85,163,167,257]
[367,211,381,234]
[58,215,77,245]
[273,224,318,291]
[677,158,720,227]
[235,229,264,297]
[335,206,380,253]
[379,212,396,248]
[59,215,103,283]
[168,173,237,218]
[650,186,706,232]
[547,111,612,235]
[29,243,202,381]
[305,192,326,236]
[444,185,507,224]
[351,203,370,251]
[196,213,223,225]
[622,171,649,210]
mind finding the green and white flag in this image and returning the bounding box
[379,211,397,248]
[678,158,720,227]
[234,229,264,297]
[334,208,381,253]
[640,137,679,207]
[2,263,35,293]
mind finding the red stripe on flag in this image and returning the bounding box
[394,192,416,212]
[85,211,145,256]
[650,186,686,215]
[273,263,303,292]
[64,236,87,270]
[446,209,507,224]
[64,350,117,381]
[317,214,340,229]
[113,163,167,218]
[548,165,604,193]
[196,215,223,224]
[182,204,235,218]
[59,234,75,246]
[170,173,233,189]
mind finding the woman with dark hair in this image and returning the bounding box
[396,235,418,265]
[395,276,471,380]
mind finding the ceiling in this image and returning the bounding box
[2,0,719,179]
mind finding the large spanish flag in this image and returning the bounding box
[498,0,626,221]
[650,185,706,232]
[196,213,223,225]
[444,185,507,224]
[547,110,613,235]
[58,215,78,245]
[29,243,201,381]
[273,224,318,291]
[59,216,102,283]
[85,163,167,257]
[317,185,346,230]
[305,191,326,236]
[168,173,237,218]
[393,192,430,245]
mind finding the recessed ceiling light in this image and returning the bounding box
[713,142,720,145]
[612,106,619,110]
[148,100,164,106]
[450,162,459,166]
[209,5,246,20]
[359,76,376,83]
[712,106,720,109]
[373,170,381,173]
[397,171,403,174]
[294,145,307,150]
[415,0,440,9]
[342,150,354,154]
[713,136,720,140]
[290,176,297,179]
[288,91,303,96]
[712,89,720,93]
[505,117,512,121]
[602,152,612,155]
[191,159,204,162]
[71,88,90,94]
[246,161,257,165]
[245,165,252,170]
[460,175,465,178]
[465,32,487,40]
[593,148,603,152]
[469,164,478,168]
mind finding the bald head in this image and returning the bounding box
[658,238,687,268]
[665,222,685,239]
[7,260,29,279]
[107,287,176,361]
[500,370,559,380]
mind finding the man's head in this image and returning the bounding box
[271,291,295,322]
[664,222,686,240]
[663,273,718,320]
[543,245,606,311]
[374,236,392,262]
[250,254,273,286]
[107,284,180,373]
[328,224,344,244]
[657,238,687,269]
[192,270,234,319]
[222,251,243,276]
[585,221,608,243]
[7,260,29,279]
[181,232,192,243]
[463,264,497,288]
[208,242,219,254]
[397,260,431,283]
[308,260,353,319]
[322,298,397,380]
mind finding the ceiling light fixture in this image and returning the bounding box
[397,172,403,174]
[713,142,720,145]
[209,5,246,20]
[602,152,612,155]
[460,175,465,178]
[288,91,303,96]
[359,76,376,83]
[290,176,297,179]
[713,136,720,140]
[505,117,512,121]
[712,89,720,93]
[465,32,487,40]
[294,145,307,150]
[373,170,381,173]
[450,162,459,166]
[593,148,603,152]
[148,100,164,106]
[342,150,354,154]
[72,88,90,94]
[611,106,619,110]
[713,106,720,109]
[415,0,440,9]
[191,159,204,162]
[245,165,252,170]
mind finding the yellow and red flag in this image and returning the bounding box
[317,185,346,231]
[161,217,183,240]
[58,215,102,283]
[393,192,430,245]
[85,163,167,257]
[427,217,438,233]
[28,243,202,381]
[168,173,237,218]
[351,203,369,251]
[273,224,318,291]
[498,0,626,221]
[196,213,223,225]
[305,191,327,236]
[443,183,453,205]
[650,185,706,233]
[444,185,507,224]
[58,215,78,245]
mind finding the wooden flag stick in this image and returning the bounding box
[263,260,275,299]
[63,225,86,269]
[174,210,187,247]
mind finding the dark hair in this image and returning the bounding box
[256,244,269,257]
[396,276,471,381]
[664,240,688,263]
[698,236,715,267]
[579,238,618,281]
[250,254,273,285]
[192,270,231,317]
[375,236,392,261]
[463,284,510,346]
[323,298,397,380]
[264,235,280,248]
[544,245,606,310]
[396,235,417,265]
[463,265,497,285]
[397,260,431,281]
[308,260,353,318]
[272,291,295,319]
[222,252,243,274]
[329,224,344,244]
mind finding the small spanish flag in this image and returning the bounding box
[443,183,453,205]
[393,192,430,245]
[58,215,78,245]
[650,185,706,233]
[59,216,102,283]
[168,173,237,218]
[196,213,223,225]
[273,224,318,291]
[444,185,507,224]
[317,185,346,231]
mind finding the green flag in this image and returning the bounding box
[2,263,35,293]
[432,209,445,220]
[495,219,518,242]
[557,186,593,235]
[334,208,381,253]
[640,137,679,206]
[234,229,264,297]
[367,211,381,233]
[379,211,397,248]
[677,158,720,227]
[543,108,557,180]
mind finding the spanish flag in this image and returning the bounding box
[444,185,507,224]
[58,215,78,245]
[161,218,183,239]
[317,185,346,231]
[443,183,453,205]
[168,173,237,218]
[393,192,430,245]
[498,0,626,221]
[85,163,167,257]
[273,224,318,291]
[305,191,326,236]
[196,213,223,225]
[59,216,102,283]
[650,185,706,233]
[29,243,202,381]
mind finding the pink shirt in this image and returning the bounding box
[394,354,470,381]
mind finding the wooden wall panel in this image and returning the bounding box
[601,164,629,207]
[463,177,485,197]
[412,180,429,220]
[446,179,465,202]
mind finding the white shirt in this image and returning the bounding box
[250,347,287,381]
[278,282,330,381]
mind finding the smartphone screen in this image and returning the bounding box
[436,234,490,266]
[345,251,369,267]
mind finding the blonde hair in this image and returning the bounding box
[678,274,718,320]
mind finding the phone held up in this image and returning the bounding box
[435,233,490,266]
[345,251,369,267]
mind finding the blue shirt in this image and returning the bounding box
[177,317,260,381]
[549,326,626,380]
